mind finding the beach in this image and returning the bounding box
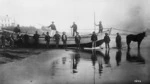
[0,35,150,84]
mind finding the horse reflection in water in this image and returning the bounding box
[116,49,122,66]
[72,50,80,74]
[126,49,145,64]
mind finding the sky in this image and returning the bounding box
[0,0,150,33]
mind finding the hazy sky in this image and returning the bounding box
[0,0,150,32]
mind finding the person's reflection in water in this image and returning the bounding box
[91,49,97,67]
[62,57,67,64]
[116,49,122,66]
[73,50,80,74]
[126,49,145,64]
[104,49,111,67]
[97,50,105,76]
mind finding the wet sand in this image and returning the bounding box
[0,35,150,84]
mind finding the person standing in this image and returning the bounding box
[1,33,6,48]
[33,31,40,48]
[71,22,77,36]
[91,31,97,49]
[54,31,60,48]
[62,32,67,49]
[23,32,29,47]
[9,33,14,48]
[45,32,51,48]
[104,33,110,49]
[75,32,81,49]
[95,21,103,33]
[14,24,21,33]
[48,21,57,36]
[116,33,122,49]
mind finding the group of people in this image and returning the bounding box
[91,31,122,49]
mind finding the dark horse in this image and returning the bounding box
[126,32,146,49]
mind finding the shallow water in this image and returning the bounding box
[0,48,150,84]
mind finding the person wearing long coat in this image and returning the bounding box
[62,32,67,49]
[116,33,122,49]
[54,31,60,48]
[91,31,97,48]
[45,32,51,48]
[75,32,81,49]
[33,31,40,48]
[104,33,110,49]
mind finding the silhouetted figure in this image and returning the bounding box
[75,32,81,50]
[9,34,14,48]
[104,49,111,67]
[54,31,60,48]
[116,49,122,66]
[33,31,40,48]
[95,21,103,33]
[104,33,110,49]
[1,34,6,48]
[45,32,51,48]
[91,31,97,48]
[48,21,56,36]
[14,24,21,33]
[73,50,80,73]
[62,32,67,49]
[116,33,122,49]
[23,32,29,47]
[71,22,77,36]
[17,33,23,47]
[126,32,146,49]
[126,49,145,64]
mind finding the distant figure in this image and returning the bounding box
[14,24,21,33]
[9,34,14,47]
[71,22,77,36]
[48,21,57,36]
[62,32,67,49]
[104,33,110,49]
[45,32,51,48]
[116,49,122,66]
[23,32,29,47]
[95,21,103,33]
[116,33,122,49]
[75,32,81,49]
[91,31,97,48]
[33,31,40,48]
[54,31,60,48]
[1,34,6,48]
[126,32,146,49]
[17,33,23,47]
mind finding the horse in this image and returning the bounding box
[126,32,146,49]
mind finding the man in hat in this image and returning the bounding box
[104,33,110,49]
[33,31,40,48]
[91,31,97,49]
[45,32,51,48]
[71,22,77,36]
[48,21,57,36]
[54,31,60,48]
[62,32,67,49]
[95,21,103,33]
[116,33,122,49]
[75,32,81,49]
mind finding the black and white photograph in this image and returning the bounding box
[0,0,150,84]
